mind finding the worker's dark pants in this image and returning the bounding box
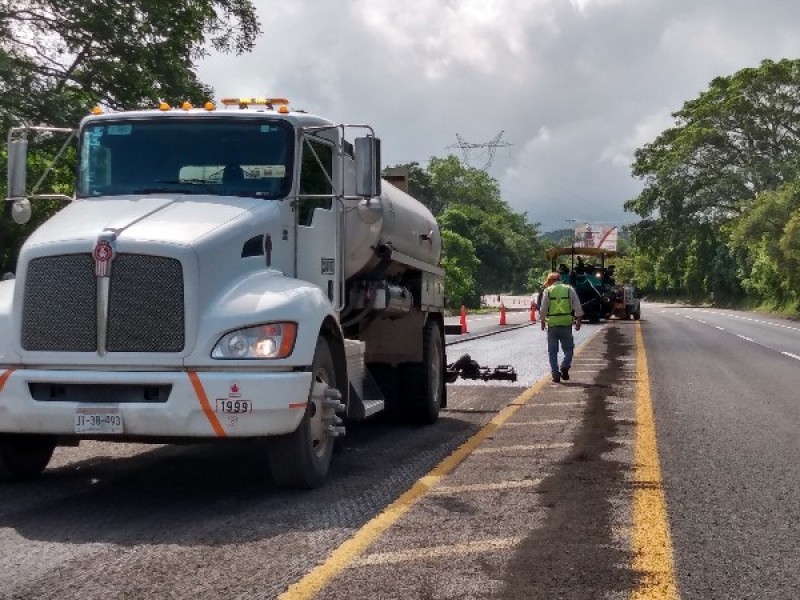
[547,325,574,376]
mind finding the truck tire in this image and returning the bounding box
[633,309,641,320]
[403,320,444,425]
[268,336,339,489]
[0,434,56,481]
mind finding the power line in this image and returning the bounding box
[447,131,512,170]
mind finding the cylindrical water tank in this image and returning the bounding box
[343,180,441,279]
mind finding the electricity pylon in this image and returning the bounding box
[447,131,512,170]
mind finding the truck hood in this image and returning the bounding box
[25,195,262,248]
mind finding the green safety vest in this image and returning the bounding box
[546,283,573,327]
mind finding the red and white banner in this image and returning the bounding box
[574,224,617,251]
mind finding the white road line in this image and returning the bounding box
[531,401,584,406]
[354,538,523,567]
[504,419,571,426]
[782,352,800,361]
[698,320,707,324]
[715,326,725,331]
[473,443,573,454]
[431,479,542,494]
[736,334,755,342]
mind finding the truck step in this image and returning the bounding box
[361,399,385,418]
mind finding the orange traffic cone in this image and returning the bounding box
[460,304,469,334]
[530,301,537,323]
[499,303,507,326]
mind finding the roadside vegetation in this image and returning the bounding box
[625,59,800,317]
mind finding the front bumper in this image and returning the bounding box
[0,368,312,438]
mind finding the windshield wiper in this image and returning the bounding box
[131,187,207,195]
[157,178,218,192]
[132,178,218,195]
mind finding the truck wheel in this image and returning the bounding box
[268,337,339,489]
[633,310,641,320]
[404,320,444,425]
[0,434,56,481]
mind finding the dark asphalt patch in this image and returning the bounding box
[499,325,638,599]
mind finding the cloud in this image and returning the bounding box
[198,0,800,230]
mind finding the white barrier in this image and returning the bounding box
[481,294,537,310]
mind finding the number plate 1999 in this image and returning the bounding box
[74,407,123,434]
[215,399,252,414]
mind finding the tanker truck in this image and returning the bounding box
[0,97,446,488]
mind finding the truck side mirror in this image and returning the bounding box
[7,138,28,200]
[355,136,381,197]
[6,138,32,224]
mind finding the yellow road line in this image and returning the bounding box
[278,376,550,599]
[632,322,680,599]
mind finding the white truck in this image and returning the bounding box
[1,97,446,488]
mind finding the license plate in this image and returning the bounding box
[215,399,252,414]
[74,407,123,434]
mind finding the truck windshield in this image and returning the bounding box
[77,118,294,199]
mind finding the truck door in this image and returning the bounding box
[295,134,340,309]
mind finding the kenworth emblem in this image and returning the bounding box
[93,239,115,277]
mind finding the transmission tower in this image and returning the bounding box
[447,130,512,170]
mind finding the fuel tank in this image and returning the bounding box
[343,180,441,279]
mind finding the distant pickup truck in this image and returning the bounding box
[613,283,641,320]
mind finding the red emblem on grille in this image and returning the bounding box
[93,239,115,277]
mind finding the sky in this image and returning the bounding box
[197,0,800,232]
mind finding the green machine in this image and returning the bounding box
[545,246,619,323]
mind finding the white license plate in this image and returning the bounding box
[215,399,252,414]
[74,407,123,434]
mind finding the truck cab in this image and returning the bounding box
[1,98,445,488]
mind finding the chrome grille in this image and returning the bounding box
[107,255,184,352]
[22,254,185,353]
[22,255,97,351]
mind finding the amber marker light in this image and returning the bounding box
[159,102,170,111]
[204,101,216,111]
[181,101,192,111]
[279,105,289,114]
[91,106,103,115]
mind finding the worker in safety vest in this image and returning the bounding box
[539,272,584,383]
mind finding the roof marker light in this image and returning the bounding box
[221,97,290,109]
[181,101,192,111]
[204,101,216,111]
[91,106,103,115]
[159,102,170,111]
[278,105,289,114]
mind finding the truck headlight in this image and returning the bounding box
[212,323,297,359]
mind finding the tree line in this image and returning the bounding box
[395,158,547,309]
[625,59,800,315]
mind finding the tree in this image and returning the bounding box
[628,59,800,226]
[625,59,800,307]
[0,0,261,129]
[440,229,479,308]
[390,157,545,304]
[1,0,261,271]
[728,182,800,307]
